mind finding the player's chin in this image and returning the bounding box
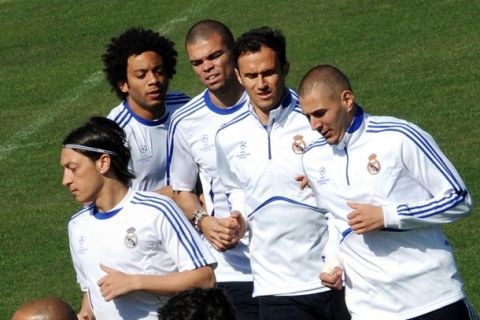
[147,99,165,108]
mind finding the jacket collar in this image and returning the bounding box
[335,105,365,150]
[248,88,294,128]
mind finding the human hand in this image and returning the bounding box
[295,175,309,190]
[347,202,384,234]
[77,311,96,320]
[201,214,242,251]
[229,210,246,245]
[320,267,343,290]
[97,264,137,301]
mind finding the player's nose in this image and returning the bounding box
[62,170,72,186]
[202,59,214,72]
[310,117,322,131]
[256,75,267,89]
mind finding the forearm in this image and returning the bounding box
[78,292,95,319]
[155,185,174,199]
[133,266,215,296]
[173,190,204,220]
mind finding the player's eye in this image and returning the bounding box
[154,67,165,75]
[209,51,223,60]
[191,60,202,66]
[312,110,326,118]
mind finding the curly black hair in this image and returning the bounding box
[159,287,236,320]
[102,27,177,100]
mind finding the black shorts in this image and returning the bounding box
[258,289,350,320]
[409,299,478,320]
[217,281,259,320]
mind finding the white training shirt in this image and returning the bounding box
[302,107,472,320]
[68,189,216,320]
[107,92,190,191]
[215,89,332,297]
[167,89,252,282]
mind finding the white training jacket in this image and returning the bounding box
[216,89,332,297]
[302,107,472,320]
[167,89,253,282]
[107,92,190,192]
[68,189,215,320]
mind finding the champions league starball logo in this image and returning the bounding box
[240,141,247,151]
[139,144,149,157]
[124,227,138,249]
[201,133,208,144]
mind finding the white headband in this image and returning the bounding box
[63,144,118,156]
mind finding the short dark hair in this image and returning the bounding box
[102,27,177,100]
[299,64,352,99]
[233,26,286,68]
[62,116,135,186]
[185,19,234,50]
[159,287,236,320]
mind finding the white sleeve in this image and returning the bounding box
[157,197,216,271]
[304,164,341,267]
[167,121,198,191]
[215,132,246,214]
[383,126,472,229]
[322,212,342,266]
[68,222,88,291]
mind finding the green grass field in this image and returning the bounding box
[1,0,478,317]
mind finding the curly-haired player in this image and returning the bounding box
[102,27,190,194]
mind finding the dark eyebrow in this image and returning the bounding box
[190,50,224,65]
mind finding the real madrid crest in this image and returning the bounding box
[367,153,381,175]
[124,227,138,249]
[292,134,306,154]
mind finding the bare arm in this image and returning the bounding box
[155,185,174,199]
[174,190,241,251]
[77,292,96,320]
[173,190,202,221]
[97,264,215,302]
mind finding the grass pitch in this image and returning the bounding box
[0,0,478,316]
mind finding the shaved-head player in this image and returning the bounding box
[11,297,76,320]
[300,64,477,320]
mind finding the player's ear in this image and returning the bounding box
[96,154,111,175]
[341,90,355,111]
[118,81,129,94]
[235,68,244,86]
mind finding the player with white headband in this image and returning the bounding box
[61,116,216,320]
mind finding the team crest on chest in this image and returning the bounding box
[124,227,138,249]
[367,153,381,175]
[292,134,306,154]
